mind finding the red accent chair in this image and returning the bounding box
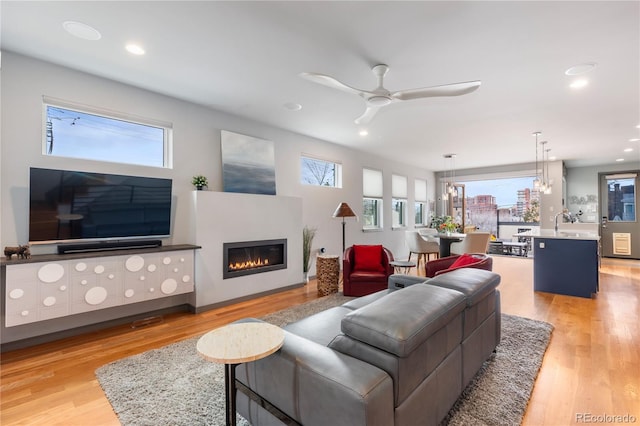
[425,253,493,278]
[343,245,394,296]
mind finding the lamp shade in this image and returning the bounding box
[332,202,357,219]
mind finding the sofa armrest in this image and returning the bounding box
[235,319,394,426]
[387,274,427,291]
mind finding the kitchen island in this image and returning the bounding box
[528,230,600,298]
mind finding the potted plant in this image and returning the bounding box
[302,226,317,282]
[191,175,208,190]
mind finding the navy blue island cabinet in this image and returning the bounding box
[533,235,599,298]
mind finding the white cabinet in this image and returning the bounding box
[5,249,195,327]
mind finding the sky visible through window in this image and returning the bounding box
[462,176,536,207]
[46,106,165,167]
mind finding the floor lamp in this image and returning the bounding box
[332,202,358,255]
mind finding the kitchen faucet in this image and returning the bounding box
[554,209,574,232]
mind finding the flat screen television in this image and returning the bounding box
[29,167,172,245]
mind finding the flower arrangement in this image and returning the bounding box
[432,215,459,233]
[191,175,208,189]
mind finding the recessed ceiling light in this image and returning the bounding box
[125,43,146,55]
[549,156,557,161]
[616,158,625,162]
[623,148,633,152]
[565,62,597,76]
[629,138,640,142]
[569,79,588,89]
[283,102,302,111]
[359,130,369,136]
[63,21,101,41]
[636,124,640,129]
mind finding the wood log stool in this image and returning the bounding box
[316,255,340,296]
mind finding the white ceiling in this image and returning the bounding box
[2,1,639,171]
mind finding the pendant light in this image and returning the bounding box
[532,132,542,189]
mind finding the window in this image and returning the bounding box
[392,174,407,228]
[455,176,540,236]
[44,99,171,168]
[606,175,636,221]
[415,178,428,226]
[300,155,342,187]
[363,168,383,229]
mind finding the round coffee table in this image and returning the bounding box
[197,322,285,426]
[389,260,417,274]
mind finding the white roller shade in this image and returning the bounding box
[363,168,383,197]
[392,174,407,198]
[415,178,427,201]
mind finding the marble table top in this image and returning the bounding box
[197,322,285,365]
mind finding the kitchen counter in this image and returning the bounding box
[531,231,599,298]
[514,229,600,241]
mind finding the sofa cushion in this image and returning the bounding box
[426,268,500,307]
[340,284,466,357]
[342,290,389,310]
[284,306,353,346]
[353,245,385,272]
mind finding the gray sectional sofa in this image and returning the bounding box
[235,268,501,426]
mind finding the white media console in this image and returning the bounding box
[1,244,198,349]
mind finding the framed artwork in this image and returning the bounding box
[221,130,276,195]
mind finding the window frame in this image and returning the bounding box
[42,97,173,168]
[363,197,383,230]
[300,154,342,188]
[392,198,407,229]
[415,201,427,226]
[363,167,384,230]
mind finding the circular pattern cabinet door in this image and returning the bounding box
[38,263,65,283]
[161,278,178,295]
[85,287,108,306]
[125,255,145,272]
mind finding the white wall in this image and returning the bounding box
[190,192,303,308]
[1,52,436,264]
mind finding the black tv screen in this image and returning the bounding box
[29,168,172,244]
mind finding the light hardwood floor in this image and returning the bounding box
[1,256,638,425]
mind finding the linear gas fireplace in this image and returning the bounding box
[223,239,287,279]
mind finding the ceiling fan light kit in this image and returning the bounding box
[300,64,481,124]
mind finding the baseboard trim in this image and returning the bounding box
[191,282,305,314]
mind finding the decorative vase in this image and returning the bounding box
[196,185,203,191]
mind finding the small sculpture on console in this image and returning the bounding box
[4,244,31,260]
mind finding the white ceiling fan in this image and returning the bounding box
[300,64,481,125]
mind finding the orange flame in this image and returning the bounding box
[229,257,269,271]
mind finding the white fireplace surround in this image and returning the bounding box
[189,191,303,310]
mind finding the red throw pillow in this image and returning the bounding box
[449,253,479,269]
[353,245,385,272]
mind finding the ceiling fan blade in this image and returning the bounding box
[354,106,380,125]
[299,72,368,97]
[392,80,481,101]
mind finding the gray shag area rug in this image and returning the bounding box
[96,293,553,426]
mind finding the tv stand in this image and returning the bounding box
[57,239,162,254]
[2,244,199,349]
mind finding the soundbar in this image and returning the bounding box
[57,240,162,254]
